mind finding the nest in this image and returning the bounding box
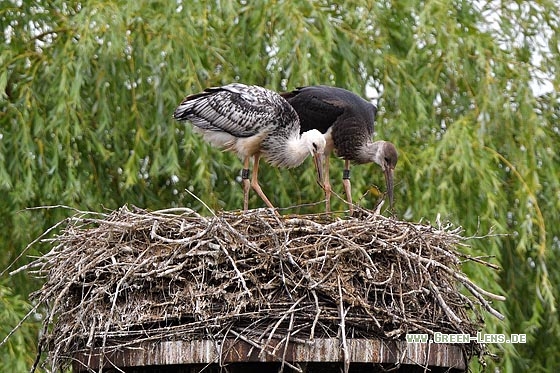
[20,205,504,371]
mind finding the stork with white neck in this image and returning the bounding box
[174,83,326,212]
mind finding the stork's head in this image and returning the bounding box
[372,141,398,209]
[301,129,327,186]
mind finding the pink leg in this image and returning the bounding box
[250,154,277,213]
[242,157,250,211]
[323,158,332,213]
[342,160,353,214]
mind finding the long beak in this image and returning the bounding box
[384,167,394,209]
[312,152,325,188]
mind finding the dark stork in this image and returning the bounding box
[281,85,397,213]
[173,83,326,212]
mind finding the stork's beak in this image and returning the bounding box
[384,167,394,209]
[312,151,325,188]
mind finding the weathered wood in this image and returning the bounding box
[73,338,466,372]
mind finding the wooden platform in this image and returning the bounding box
[73,338,467,372]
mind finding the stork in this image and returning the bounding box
[281,85,397,213]
[173,83,326,212]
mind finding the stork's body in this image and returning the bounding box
[281,85,397,212]
[173,83,325,212]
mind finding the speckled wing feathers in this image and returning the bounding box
[174,83,292,138]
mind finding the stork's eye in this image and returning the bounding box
[313,143,318,151]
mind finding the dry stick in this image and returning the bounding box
[256,214,289,292]
[349,294,383,330]
[462,281,505,321]
[283,218,326,231]
[184,188,217,217]
[150,219,211,244]
[428,280,463,324]
[337,277,350,373]
[310,289,321,339]
[262,296,305,359]
[279,242,320,292]
[220,246,250,295]
[83,217,135,229]
[151,207,200,217]
[457,291,478,313]
[396,259,408,321]
[39,245,106,331]
[278,306,297,373]
[0,294,45,349]
[254,320,282,357]
[453,271,506,301]
[68,355,98,373]
[86,316,97,349]
[86,317,226,343]
[216,213,263,254]
[228,330,302,372]
[104,358,126,373]
[391,244,505,319]
[98,244,155,373]
[457,254,501,270]
[370,263,395,286]
[6,217,70,277]
[199,321,227,370]
[217,324,235,368]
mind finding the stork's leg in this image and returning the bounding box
[250,154,277,213]
[342,160,353,214]
[323,157,332,213]
[242,158,251,211]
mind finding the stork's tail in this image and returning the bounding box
[174,88,217,120]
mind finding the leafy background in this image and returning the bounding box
[1,0,559,371]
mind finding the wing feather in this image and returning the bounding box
[281,88,344,134]
[282,86,376,138]
[174,83,289,138]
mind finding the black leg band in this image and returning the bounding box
[343,169,351,180]
[241,168,250,179]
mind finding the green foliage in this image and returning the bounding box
[0,281,38,372]
[1,0,559,371]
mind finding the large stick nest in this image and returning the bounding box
[23,205,504,371]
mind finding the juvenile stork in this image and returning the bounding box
[173,83,326,212]
[281,85,397,213]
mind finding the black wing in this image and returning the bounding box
[281,87,344,134]
[281,85,376,135]
[282,86,378,160]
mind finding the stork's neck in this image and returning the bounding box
[357,141,386,166]
[263,131,318,168]
[281,134,314,167]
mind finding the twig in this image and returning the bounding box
[228,330,302,372]
[338,277,350,373]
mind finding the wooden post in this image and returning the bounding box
[73,338,467,372]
